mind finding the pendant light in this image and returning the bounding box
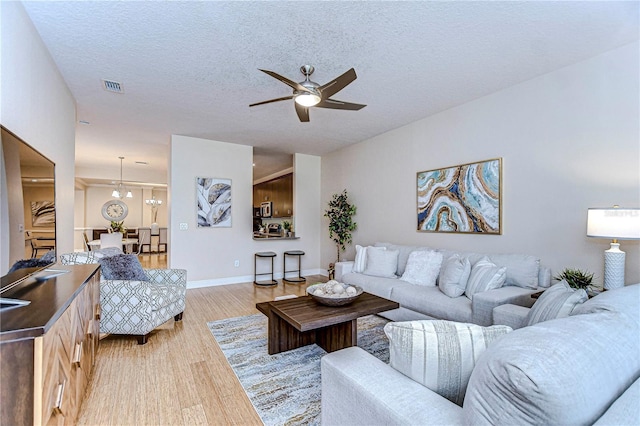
[112,156,133,199]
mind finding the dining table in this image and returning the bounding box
[87,238,139,253]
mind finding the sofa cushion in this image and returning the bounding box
[363,249,399,278]
[98,254,149,281]
[390,284,473,323]
[465,258,506,300]
[438,254,471,297]
[464,310,640,425]
[489,254,540,289]
[353,245,386,273]
[400,250,443,286]
[384,320,512,406]
[342,272,394,299]
[572,283,640,322]
[525,281,587,326]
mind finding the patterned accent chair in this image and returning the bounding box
[60,251,187,344]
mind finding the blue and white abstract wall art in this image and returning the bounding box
[197,177,232,228]
[417,158,501,234]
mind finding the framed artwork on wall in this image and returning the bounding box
[31,200,55,226]
[417,158,502,234]
[196,177,232,228]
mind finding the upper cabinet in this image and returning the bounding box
[253,173,293,218]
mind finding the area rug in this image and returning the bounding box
[207,313,389,426]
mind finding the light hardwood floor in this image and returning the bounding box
[78,254,327,425]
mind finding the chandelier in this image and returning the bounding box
[112,156,133,199]
[145,195,162,223]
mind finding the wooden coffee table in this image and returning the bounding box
[256,292,399,355]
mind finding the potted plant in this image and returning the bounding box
[110,221,127,234]
[324,190,357,263]
[554,268,594,290]
[283,221,291,237]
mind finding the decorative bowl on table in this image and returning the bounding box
[306,281,363,306]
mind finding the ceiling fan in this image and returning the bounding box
[250,65,366,122]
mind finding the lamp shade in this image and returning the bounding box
[587,208,640,240]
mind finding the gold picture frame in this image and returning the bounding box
[417,158,502,234]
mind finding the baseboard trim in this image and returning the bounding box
[187,268,327,289]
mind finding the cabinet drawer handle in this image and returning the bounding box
[52,380,66,415]
[95,304,101,320]
[73,342,83,367]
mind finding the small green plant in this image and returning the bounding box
[110,221,127,234]
[324,190,357,262]
[554,268,594,290]
[282,221,291,231]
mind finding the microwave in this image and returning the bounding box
[260,201,272,218]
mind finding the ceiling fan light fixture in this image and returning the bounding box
[294,93,321,107]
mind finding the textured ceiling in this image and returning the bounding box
[21,1,639,183]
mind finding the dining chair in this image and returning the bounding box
[138,227,152,253]
[158,227,167,253]
[100,232,123,250]
[83,232,92,251]
[136,230,147,255]
[27,231,56,258]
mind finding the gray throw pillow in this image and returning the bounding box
[438,254,471,297]
[526,280,587,326]
[363,249,399,278]
[99,254,149,281]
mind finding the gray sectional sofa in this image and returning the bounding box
[336,242,551,326]
[321,283,640,425]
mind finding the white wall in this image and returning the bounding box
[1,2,76,272]
[169,135,322,287]
[321,42,640,287]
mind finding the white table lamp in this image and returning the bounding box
[587,207,640,290]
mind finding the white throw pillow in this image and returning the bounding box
[363,249,399,278]
[400,250,443,286]
[465,258,507,300]
[438,254,471,298]
[384,320,512,406]
[353,245,386,273]
[526,280,588,326]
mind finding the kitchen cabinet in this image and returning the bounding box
[253,173,293,218]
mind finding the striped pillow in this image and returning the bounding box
[384,320,512,406]
[465,258,507,300]
[353,245,386,273]
[526,280,588,326]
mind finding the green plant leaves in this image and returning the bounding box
[554,268,594,289]
[324,190,357,261]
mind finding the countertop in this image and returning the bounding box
[253,233,300,240]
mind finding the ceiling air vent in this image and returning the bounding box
[102,79,124,93]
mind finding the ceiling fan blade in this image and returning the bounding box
[250,95,293,107]
[259,69,309,93]
[318,68,357,99]
[316,98,366,111]
[295,102,310,122]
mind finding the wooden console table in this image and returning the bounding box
[0,264,101,425]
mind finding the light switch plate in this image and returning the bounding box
[179,223,188,230]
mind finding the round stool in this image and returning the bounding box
[254,251,277,286]
[283,250,306,283]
